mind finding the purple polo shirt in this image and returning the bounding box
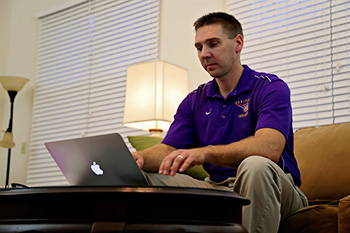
[162,65,301,186]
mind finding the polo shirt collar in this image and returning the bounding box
[206,65,255,99]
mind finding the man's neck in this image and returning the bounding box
[216,64,244,99]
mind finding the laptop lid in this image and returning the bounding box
[45,133,149,186]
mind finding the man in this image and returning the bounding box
[132,12,308,233]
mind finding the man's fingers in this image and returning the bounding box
[132,152,144,169]
[169,155,185,176]
[159,149,202,176]
[159,153,176,175]
[159,151,185,175]
[136,159,144,169]
[179,159,194,173]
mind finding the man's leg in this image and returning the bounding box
[233,156,308,233]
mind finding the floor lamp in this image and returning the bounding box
[0,76,29,188]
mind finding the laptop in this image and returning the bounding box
[45,133,150,186]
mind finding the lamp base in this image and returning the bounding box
[149,129,163,137]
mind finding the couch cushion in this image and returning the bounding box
[294,122,350,201]
[338,195,350,233]
[279,195,350,233]
[278,203,338,233]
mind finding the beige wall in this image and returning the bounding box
[160,0,225,90]
[0,0,12,142]
[0,0,12,187]
[0,0,224,186]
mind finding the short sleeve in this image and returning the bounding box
[255,80,292,139]
[162,95,196,149]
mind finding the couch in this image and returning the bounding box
[278,122,350,233]
[128,122,350,233]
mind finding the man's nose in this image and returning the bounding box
[200,47,211,60]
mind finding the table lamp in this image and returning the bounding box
[0,76,29,187]
[123,61,188,136]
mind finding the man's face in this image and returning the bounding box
[194,24,238,79]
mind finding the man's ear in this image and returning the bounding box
[235,34,244,53]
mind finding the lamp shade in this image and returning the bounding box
[0,76,29,92]
[0,131,15,149]
[123,61,188,133]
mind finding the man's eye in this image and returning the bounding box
[196,46,202,51]
[209,42,218,47]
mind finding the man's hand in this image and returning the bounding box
[131,143,177,172]
[132,152,144,169]
[159,147,210,176]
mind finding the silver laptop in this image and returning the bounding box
[45,133,150,186]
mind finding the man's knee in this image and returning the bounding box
[236,155,283,189]
[238,155,276,175]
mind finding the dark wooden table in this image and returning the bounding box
[0,186,250,232]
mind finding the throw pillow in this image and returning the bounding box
[127,135,163,151]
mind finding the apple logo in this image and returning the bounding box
[91,161,104,175]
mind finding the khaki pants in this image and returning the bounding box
[143,156,308,233]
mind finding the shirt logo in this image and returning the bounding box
[205,109,212,115]
[235,98,250,118]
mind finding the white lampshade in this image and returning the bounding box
[0,131,15,149]
[123,61,188,134]
[0,76,29,92]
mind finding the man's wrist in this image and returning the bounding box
[203,145,215,163]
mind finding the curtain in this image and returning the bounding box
[227,0,350,130]
[27,0,160,186]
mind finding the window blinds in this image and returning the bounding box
[27,0,159,186]
[226,0,350,129]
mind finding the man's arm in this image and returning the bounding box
[159,127,286,176]
[132,143,177,172]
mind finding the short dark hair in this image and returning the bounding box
[193,12,243,39]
